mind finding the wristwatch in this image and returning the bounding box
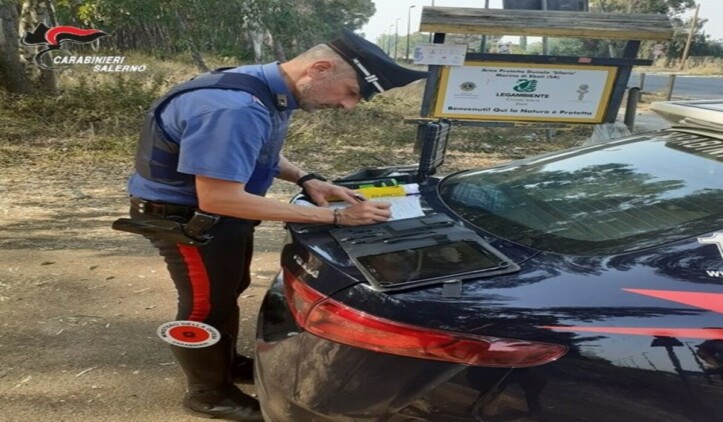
[296,173,327,187]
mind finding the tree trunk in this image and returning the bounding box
[19,0,57,94]
[44,0,58,26]
[0,0,35,94]
[246,29,264,63]
[271,33,287,63]
[175,10,209,72]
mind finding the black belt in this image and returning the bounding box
[130,197,196,219]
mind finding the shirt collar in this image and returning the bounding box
[261,62,299,111]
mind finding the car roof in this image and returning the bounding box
[650,99,723,133]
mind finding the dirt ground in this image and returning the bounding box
[0,99,671,421]
[0,161,297,422]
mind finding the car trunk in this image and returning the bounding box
[310,236,723,422]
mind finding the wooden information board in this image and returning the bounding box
[433,61,618,123]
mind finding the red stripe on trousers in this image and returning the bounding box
[177,244,211,321]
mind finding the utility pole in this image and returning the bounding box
[479,0,490,52]
[542,0,549,55]
[394,18,401,60]
[388,24,394,55]
[406,5,416,61]
[680,3,701,70]
[428,0,435,42]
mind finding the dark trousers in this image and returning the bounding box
[130,207,255,331]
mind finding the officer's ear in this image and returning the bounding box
[307,60,334,80]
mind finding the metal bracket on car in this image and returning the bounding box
[442,279,463,298]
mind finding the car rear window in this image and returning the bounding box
[439,131,723,255]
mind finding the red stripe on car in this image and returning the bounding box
[542,289,723,340]
[623,289,723,314]
[542,326,723,340]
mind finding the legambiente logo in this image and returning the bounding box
[21,23,146,72]
[513,79,537,93]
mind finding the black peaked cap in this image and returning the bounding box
[327,29,428,101]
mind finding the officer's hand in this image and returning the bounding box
[337,201,392,226]
[302,179,360,207]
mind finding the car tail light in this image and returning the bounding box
[283,269,567,367]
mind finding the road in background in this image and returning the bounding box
[630,73,723,99]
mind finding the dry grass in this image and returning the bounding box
[0,55,591,177]
[284,81,589,177]
[649,57,723,76]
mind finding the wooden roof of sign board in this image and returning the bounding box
[419,7,673,41]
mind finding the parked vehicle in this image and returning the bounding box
[255,100,723,422]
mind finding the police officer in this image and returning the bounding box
[124,29,427,421]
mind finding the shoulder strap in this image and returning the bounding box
[152,70,283,114]
[135,69,284,186]
[207,70,279,112]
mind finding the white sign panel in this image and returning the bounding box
[413,43,467,66]
[434,62,618,123]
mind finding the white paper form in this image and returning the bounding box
[370,195,424,220]
[295,195,425,221]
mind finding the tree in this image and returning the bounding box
[523,0,721,60]
[18,0,58,93]
[1,0,378,93]
[589,0,723,60]
[50,0,375,64]
[256,0,376,61]
[0,0,58,94]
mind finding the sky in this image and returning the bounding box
[361,0,723,44]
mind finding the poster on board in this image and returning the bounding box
[433,61,618,123]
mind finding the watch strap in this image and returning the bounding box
[296,173,327,187]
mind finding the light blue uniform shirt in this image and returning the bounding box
[127,63,298,206]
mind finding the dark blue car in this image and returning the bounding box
[255,102,723,421]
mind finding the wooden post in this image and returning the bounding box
[638,72,645,102]
[665,74,676,100]
[624,87,640,132]
[541,0,552,141]
[680,4,700,71]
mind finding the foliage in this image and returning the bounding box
[590,0,722,59]
[1,72,164,141]
[460,1,722,60]
[593,0,695,15]
[376,32,431,59]
[0,57,586,177]
[52,0,375,60]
